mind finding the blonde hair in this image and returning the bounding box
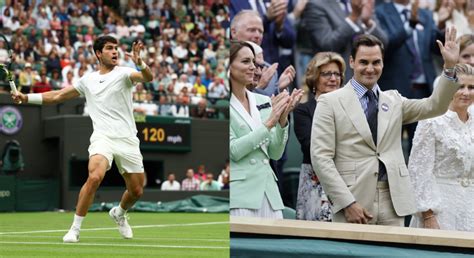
[305,52,346,94]
[458,34,474,53]
[455,63,474,76]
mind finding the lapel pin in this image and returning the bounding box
[381,103,389,112]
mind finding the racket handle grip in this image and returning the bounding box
[9,80,18,95]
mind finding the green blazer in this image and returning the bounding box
[229,91,288,210]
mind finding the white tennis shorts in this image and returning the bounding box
[88,134,144,174]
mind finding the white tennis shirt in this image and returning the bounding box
[74,66,138,138]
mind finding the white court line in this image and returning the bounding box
[0,235,229,242]
[0,221,228,235]
[0,241,229,249]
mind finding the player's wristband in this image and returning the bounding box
[137,62,148,71]
[27,93,43,105]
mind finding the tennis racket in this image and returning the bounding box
[0,33,19,95]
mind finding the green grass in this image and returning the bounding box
[0,212,229,257]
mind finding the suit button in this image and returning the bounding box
[250,159,257,165]
[376,153,380,156]
[263,159,269,164]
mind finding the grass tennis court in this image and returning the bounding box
[0,212,229,257]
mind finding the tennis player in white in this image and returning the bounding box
[11,35,153,243]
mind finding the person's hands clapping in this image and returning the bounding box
[349,0,363,23]
[257,63,278,89]
[266,0,287,20]
[360,0,375,27]
[279,88,304,127]
[292,0,308,20]
[266,0,288,30]
[278,65,296,90]
[265,91,289,130]
[437,0,454,27]
[409,0,420,28]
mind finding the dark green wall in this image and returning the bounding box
[0,94,229,210]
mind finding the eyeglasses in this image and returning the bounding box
[255,62,265,69]
[320,71,342,79]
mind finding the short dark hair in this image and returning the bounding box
[93,35,118,59]
[351,34,384,59]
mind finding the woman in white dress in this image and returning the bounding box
[408,63,473,231]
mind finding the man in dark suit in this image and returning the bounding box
[231,10,296,96]
[299,0,388,82]
[376,0,444,98]
[375,0,445,153]
[230,0,296,76]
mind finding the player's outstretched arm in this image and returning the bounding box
[128,41,153,83]
[11,86,80,105]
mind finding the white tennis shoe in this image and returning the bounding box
[63,227,80,243]
[109,207,133,239]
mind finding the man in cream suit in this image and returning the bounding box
[311,30,460,225]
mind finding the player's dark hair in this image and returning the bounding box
[93,36,118,60]
[351,34,385,59]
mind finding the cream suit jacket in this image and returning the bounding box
[310,76,458,218]
[229,91,288,210]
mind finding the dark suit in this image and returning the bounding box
[293,97,316,164]
[299,0,388,82]
[230,0,296,66]
[376,3,443,155]
[375,3,443,98]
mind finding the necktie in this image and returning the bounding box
[256,0,266,17]
[366,90,388,181]
[365,90,378,145]
[401,8,410,22]
[341,0,350,15]
[402,9,423,79]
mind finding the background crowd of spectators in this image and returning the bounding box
[160,161,229,191]
[0,0,230,120]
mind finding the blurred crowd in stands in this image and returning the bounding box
[0,0,230,119]
[160,161,229,191]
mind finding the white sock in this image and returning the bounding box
[117,205,127,216]
[72,214,84,230]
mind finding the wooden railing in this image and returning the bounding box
[231,216,474,249]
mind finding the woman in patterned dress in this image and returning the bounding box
[294,52,346,221]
